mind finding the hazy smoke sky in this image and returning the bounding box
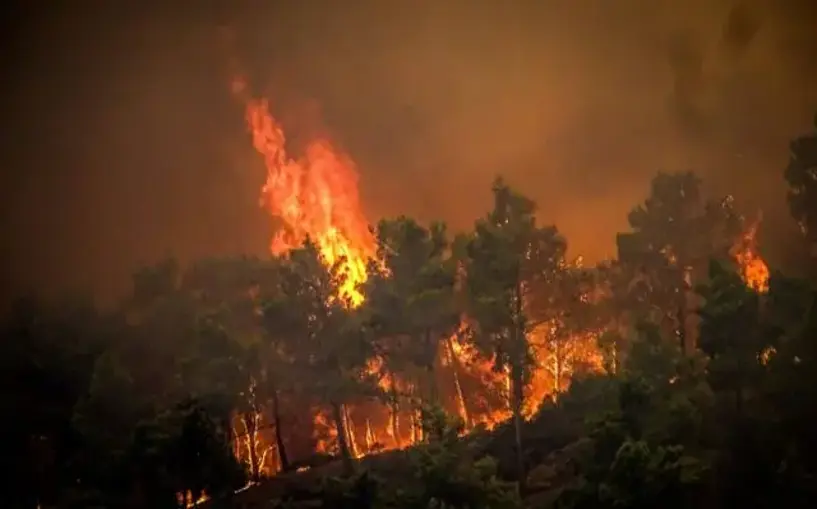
[2,0,816,304]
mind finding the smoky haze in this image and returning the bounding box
[1,0,816,306]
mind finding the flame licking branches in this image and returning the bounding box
[232,74,780,472]
[733,218,770,293]
[231,78,773,469]
[233,76,374,306]
[230,74,602,459]
[226,54,778,476]
[234,75,389,462]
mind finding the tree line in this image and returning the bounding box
[3,116,817,508]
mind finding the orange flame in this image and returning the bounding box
[733,218,770,293]
[230,74,605,471]
[232,76,374,306]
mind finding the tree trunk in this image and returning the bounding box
[270,387,290,472]
[410,395,422,445]
[425,330,439,406]
[343,404,359,458]
[364,418,375,452]
[512,280,526,491]
[331,402,354,474]
[510,359,526,491]
[389,371,401,447]
[554,340,563,395]
[426,363,438,406]
[612,332,620,375]
[241,412,260,482]
[446,337,471,429]
[452,369,470,430]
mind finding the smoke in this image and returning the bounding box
[2,0,816,303]
[721,1,762,59]
[244,0,816,259]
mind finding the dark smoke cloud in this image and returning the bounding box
[722,1,762,59]
[2,0,816,305]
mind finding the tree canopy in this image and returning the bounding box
[7,116,817,509]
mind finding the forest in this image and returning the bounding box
[4,115,817,509]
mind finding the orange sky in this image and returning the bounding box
[1,0,815,305]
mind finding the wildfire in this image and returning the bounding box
[733,218,770,293]
[223,40,598,479]
[229,74,766,481]
[229,72,603,472]
[232,74,404,468]
[232,76,374,306]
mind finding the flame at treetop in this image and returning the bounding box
[733,217,770,293]
[227,71,776,477]
[232,76,374,306]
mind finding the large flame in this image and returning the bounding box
[232,76,374,306]
[225,77,689,476]
[221,43,781,484]
[233,76,406,465]
[231,74,604,459]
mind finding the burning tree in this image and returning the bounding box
[461,176,567,484]
[530,260,605,401]
[232,74,375,307]
[363,217,460,444]
[227,65,778,484]
[182,257,288,478]
[696,260,766,418]
[263,240,380,473]
[612,172,749,354]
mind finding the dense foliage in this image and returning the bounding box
[4,117,817,508]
